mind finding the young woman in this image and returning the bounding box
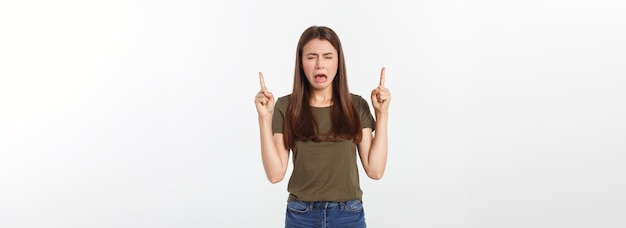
[254,25,391,228]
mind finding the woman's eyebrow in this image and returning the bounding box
[306,52,334,56]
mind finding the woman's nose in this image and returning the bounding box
[315,60,323,69]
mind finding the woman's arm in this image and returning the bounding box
[357,67,391,180]
[255,72,290,183]
[358,114,388,180]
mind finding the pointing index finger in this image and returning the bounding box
[259,72,267,92]
[379,67,386,87]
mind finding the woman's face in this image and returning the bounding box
[301,38,338,91]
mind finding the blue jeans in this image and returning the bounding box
[285,200,366,228]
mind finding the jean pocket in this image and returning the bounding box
[286,200,311,213]
[341,200,363,213]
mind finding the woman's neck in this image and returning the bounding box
[309,89,333,107]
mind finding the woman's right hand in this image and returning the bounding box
[255,72,274,118]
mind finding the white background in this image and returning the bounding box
[1,0,625,227]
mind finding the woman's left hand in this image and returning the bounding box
[371,67,391,113]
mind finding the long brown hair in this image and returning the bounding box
[283,26,362,149]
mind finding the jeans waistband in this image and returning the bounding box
[297,200,361,208]
[310,201,341,208]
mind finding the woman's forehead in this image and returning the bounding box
[303,39,337,53]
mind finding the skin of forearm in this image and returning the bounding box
[258,116,286,183]
[367,111,389,179]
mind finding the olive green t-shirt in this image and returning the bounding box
[272,94,375,202]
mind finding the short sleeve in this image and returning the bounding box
[272,95,290,134]
[353,94,375,130]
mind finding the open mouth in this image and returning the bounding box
[314,74,327,83]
